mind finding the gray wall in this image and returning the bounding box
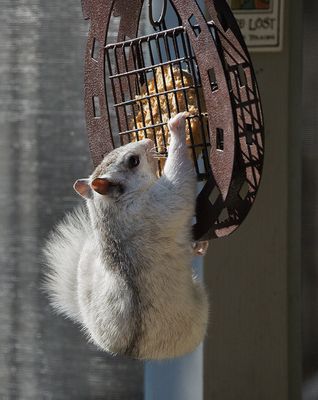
[302,0,318,382]
[0,1,143,398]
[203,1,302,399]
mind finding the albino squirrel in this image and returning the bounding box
[43,112,209,359]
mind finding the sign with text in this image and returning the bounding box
[229,0,284,52]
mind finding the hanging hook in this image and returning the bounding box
[148,0,168,30]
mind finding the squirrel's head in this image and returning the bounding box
[73,139,158,204]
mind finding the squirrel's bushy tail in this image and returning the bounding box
[42,206,89,322]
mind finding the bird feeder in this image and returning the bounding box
[81,0,264,240]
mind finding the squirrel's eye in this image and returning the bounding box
[128,155,140,169]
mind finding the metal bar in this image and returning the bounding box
[147,37,166,151]
[106,48,123,144]
[113,85,201,107]
[113,47,130,136]
[118,115,209,136]
[122,43,138,142]
[138,39,157,141]
[130,43,148,140]
[109,56,195,79]
[117,121,169,136]
[106,26,185,48]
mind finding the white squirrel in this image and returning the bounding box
[43,112,209,360]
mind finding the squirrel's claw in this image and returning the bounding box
[168,112,191,133]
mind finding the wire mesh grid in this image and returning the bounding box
[105,26,212,180]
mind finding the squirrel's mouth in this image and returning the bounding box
[148,146,166,158]
[146,148,161,176]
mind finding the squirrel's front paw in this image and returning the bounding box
[168,112,190,135]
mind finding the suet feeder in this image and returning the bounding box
[81,0,264,240]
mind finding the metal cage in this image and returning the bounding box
[82,0,264,240]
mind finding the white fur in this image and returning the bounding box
[43,208,89,322]
[43,112,209,359]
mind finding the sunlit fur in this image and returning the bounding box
[43,112,209,359]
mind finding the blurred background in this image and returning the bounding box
[0,1,143,399]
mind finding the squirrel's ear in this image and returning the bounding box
[73,179,92,199]
[91,178,111,195]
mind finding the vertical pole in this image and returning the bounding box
[145,257,204,400]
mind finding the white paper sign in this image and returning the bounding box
[228,0,284,52]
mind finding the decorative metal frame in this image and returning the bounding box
[81,0,264,240]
